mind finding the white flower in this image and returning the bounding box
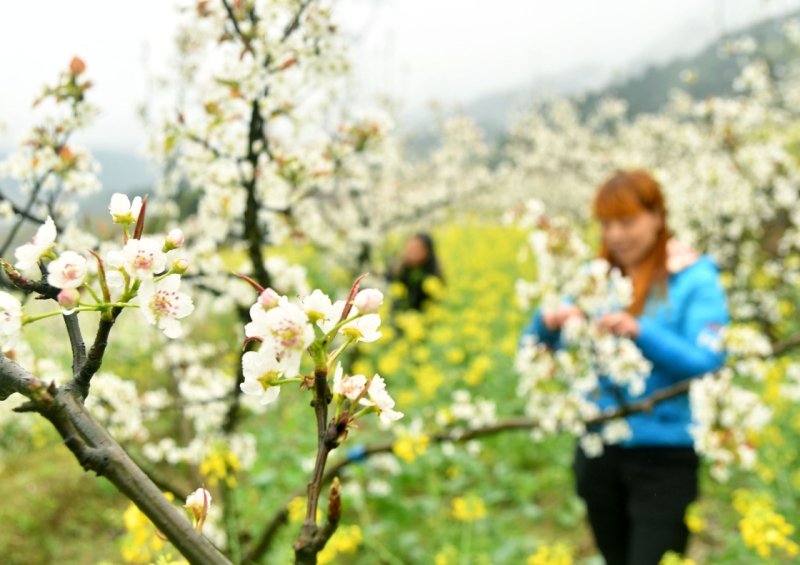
[137,275,194,338]
[165,229,184,250]
[185,487,212,512]
[257,288,280,309]
[47,251,88,289]
[360,374,403,423]
[184,486,212,528]
[301,289,334,325]
[332,363,344,393]
[14,216,56,271]
[602,419,632,445]
[340,313,382,343]
[240,341,285,405]
[319,300,347,334]
[0,291,22,352]
[109,193,142,224]
[245,297,314,378]
[332,365,367,401]
[580,433,604,458]
[353,289,383,314]
[121,238,167,281]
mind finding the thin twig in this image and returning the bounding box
[0,176,47,259]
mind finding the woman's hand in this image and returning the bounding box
[542,305,584,330]
[597,311,641,339]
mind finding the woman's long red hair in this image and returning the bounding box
[593,170,669,315]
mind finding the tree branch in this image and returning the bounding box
[245,376,697,563]
[63,312,86,377]
[0,354,232,565]
[66,307,122,401]
[293,366,338,565]
[772,331,800,356]
[0,175,48,259]
[0,186,46,224]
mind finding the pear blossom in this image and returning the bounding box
[184,487,212,530]
[0,291,22,352]
[340,312,382,343]
[301,290,349,333]
[301,289,334,325]
[257,288,280,309]
[165,229,184,250]
[240,341,285,405]
[580,433,604,458]
[14,216,56,271]
[57,288,81,315]
[332,365,368,401]
[47,251,88,289]
[137,275,194,338]
[245,297,314,378]
[185,487,212,514]
[109,193,142,224]
[319,300,347,334]
[121,238,167,281]
[360,374,403,423]
[353,288,383,314]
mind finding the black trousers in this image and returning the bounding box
[573,445,699,565]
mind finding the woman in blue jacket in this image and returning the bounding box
[522,170,729,565]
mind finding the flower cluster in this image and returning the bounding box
[732,489,799,559]
[0,57,100,222]
[1,192,194,345]
[239,283,403,428]
[514,203,650,454]
[689,370,772,482]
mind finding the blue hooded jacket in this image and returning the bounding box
[521,255,729,448]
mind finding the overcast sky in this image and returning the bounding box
[1,0,799,153]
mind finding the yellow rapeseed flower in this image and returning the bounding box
[317,525,363,565]
[659,551,696,565]
[451,495,487,522]
[527,543,573,565]
[392,433,430,463]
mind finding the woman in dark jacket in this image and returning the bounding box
[387,233,444,311]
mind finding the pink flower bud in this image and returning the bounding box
[353,288,383,314]
[258,288,280,309]
[184,487,212,532]
[57,288,81,314]
[165,229,185,251]
[173,258,189,275]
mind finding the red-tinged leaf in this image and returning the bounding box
[153,525,168,541]
[338,273,368,322]
[242,336,263,351]
[233,272,266,294]
[198,484,210,532]
[70,57,86,76]
[132,195,148,240]
[86,249,111,303]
